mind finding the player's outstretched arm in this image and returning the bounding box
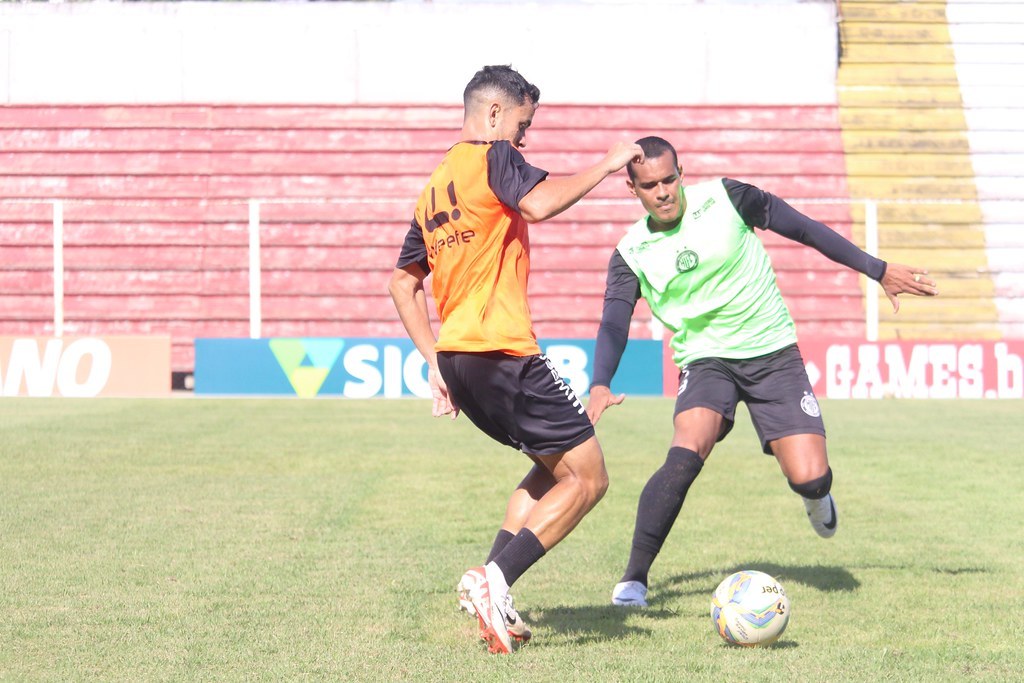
[588,252,640,425]
[879,263,939,313]
[388,265,459,419]
[518,141,643,223]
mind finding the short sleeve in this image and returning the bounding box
[395,218,429,272]
[723,177,770,228]
[486,140,549,211]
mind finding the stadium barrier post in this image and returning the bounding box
[52,199,64,338]
[864,198,879,342]
[248,199,262,339]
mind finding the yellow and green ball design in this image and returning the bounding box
[710,570,790,646]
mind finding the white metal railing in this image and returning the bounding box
[248,200,262,339]
[864,199,879,342]
[10,195,974,343]
[52,200,65,338]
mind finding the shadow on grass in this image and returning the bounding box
[515,561,986,649]
[655,562,989,603]
[713,638,799,650]
[656,563,861,603]
[520,601,801,650]
[521,603,676,646]
[929,565,989,575]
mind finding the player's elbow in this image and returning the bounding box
[517,198,548,224]
[517,189,559,224]
[386,270,403,300]
[387,268,419,303]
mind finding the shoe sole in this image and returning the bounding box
[612,581,649,607]
[612,599,648,607]
[475,608,513,654]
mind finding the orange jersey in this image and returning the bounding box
[401,141,548,356]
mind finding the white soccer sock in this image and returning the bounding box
[484,561,510,597]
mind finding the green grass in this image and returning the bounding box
[1,397,1022,681]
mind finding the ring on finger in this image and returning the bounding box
[914,274,921,282]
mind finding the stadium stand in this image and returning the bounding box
[0,104,857,373]
[3,0,1020,389]
[837,0,1024,339]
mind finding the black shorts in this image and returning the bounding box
[436,351,595,457]
[673,344,825,455]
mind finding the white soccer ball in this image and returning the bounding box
[710,570,790,646]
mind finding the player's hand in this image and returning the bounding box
[586,384,625,425]
[429,367,459,420]
[880,263,938,313]
[603,141,645,174]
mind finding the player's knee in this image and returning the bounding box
[666,446,704,469]
[788,467,833,500]
[584,465,609,506]
[591,479,609,509]
[569,439,608,505]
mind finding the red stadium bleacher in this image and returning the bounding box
[0,104,859,374]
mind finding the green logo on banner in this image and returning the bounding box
[268,339,345,397]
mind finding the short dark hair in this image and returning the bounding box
[628,136,679,180]
[463,65,541,108]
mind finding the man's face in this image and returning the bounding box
[496,101,537,149]
[627,153,683,227]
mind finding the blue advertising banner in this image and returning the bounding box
[194,337,663,398]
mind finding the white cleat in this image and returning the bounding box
[457,570,481,616]
[461,566,512,654]
[804,493,838,538]
[458,568,531,645]
[611,580,649,607]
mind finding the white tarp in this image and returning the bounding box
[0,1,839,105]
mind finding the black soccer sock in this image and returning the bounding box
[486,528,516,564]
[621,447,704,586]
[788,467,833,500]
[492,528,546,588]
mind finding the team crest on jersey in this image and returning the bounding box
[676,249,699,273]
[800,391,821,417]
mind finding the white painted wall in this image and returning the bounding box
[948,0,1024,336]
[0,1,838,105]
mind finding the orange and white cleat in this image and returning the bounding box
[459,566,532,654]
[457,568,531,644]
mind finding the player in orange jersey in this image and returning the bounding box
[389,65,643,654]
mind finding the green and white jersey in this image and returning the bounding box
[616,179,797,367]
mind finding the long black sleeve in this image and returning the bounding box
[724,178,887,282]
[592,249,641,388]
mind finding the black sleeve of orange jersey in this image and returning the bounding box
[395,218,429,272]
[591,249,641,389]
[723,177,888,282]
[486,140,549,211]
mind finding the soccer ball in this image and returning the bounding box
[710,570,790,646]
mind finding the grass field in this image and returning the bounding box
[1,397,1022,681]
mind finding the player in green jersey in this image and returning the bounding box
[587,136,938,607]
